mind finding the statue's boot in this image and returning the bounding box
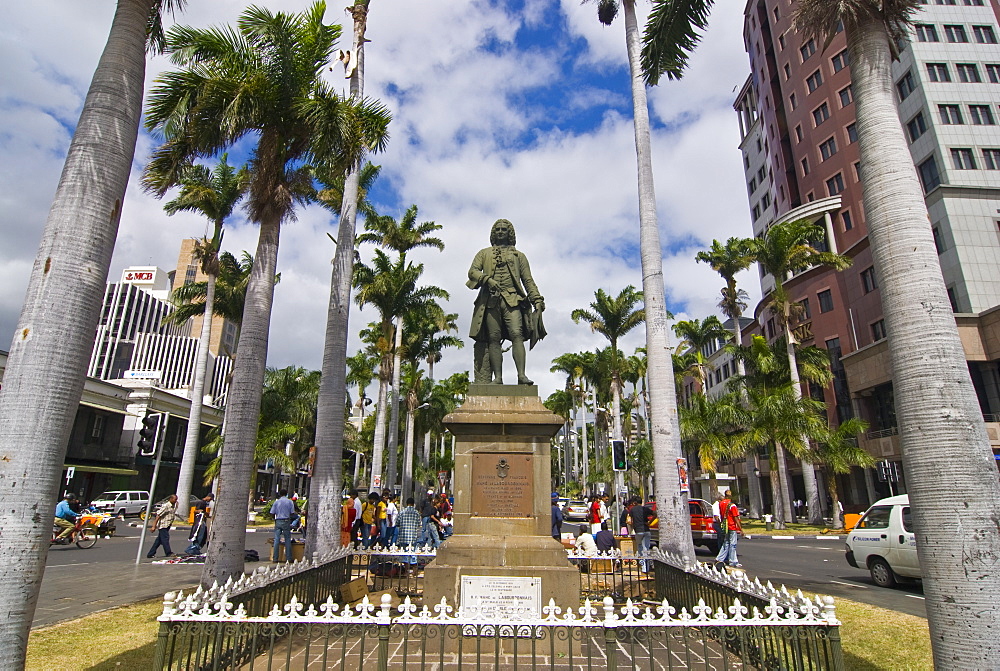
[512,339,532,385]
[488,342,504,384]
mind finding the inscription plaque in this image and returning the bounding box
[460,575,541,619]
[470,453,533,517]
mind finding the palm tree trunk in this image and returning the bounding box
[849,18,1000,664]
[402,403,416,502]
[0,1,154,662]
[307,2,369,556]
[826,471,842,529]
[730,306,762,518]
[423,359,434,465]
[774,444,792,527]
[622,0,694,559]
[385,318,403,492]
[784,322,823,524]
[175,273,216,521]
[202,215,281,586]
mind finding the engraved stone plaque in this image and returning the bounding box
[470,453,533,517]
[461,575,541,619]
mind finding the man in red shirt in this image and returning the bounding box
[589,496,602,534]
[714,489,742,568]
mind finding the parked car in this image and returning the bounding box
[562,500,590,523]
[646,498,719,554]
[90,490,149,517]
[845,494,917,587]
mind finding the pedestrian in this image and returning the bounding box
[599,494,611,529]
[270,489,296,562]
[383,493,399,546]
[396,497,422,571]
[341,492,357,547]
[551,492,563,540]
[715,489,743,568]
[575,524,598,554]
[417,493,442,548]
[146,494,178,558]
[375,491,388,545]
[360,492,380,548]
[627,497,653,572]
[588,495,602,534]
[350,489,363,544]
[186,493,213,554]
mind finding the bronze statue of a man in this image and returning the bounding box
[467,219,546,385]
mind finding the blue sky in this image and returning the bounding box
[0,0,758,395]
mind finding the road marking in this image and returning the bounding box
[797,545,840,551]
[771,536,794,540]
[773,570,801,577]
[815,535,841,540]
[47,563,91,568]
[828,580,868,589]
[906,595,925,600]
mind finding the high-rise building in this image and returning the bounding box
[174,238,240,358]
[733,0,1000,507]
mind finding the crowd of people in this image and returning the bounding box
[340,490,453,549]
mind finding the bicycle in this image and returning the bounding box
[51,518,98,549]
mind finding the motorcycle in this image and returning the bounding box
[51,517,98,549]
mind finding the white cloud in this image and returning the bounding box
[0,0,758,397]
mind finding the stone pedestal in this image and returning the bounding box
[423,385,580,610]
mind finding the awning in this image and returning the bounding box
[64,464,139,476]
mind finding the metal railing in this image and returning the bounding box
[153,545,844,670]
[865,426,898,439]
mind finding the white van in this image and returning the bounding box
[845,494,918,587]
[90,490,150,517]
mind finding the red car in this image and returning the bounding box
[645,498,719,554]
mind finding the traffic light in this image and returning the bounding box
[137,412,162,456]
[611,440,627,471]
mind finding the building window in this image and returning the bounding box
[842,209,853,231]
[801,39,817,62]
[947,287,959,312]
[801,297,812,319]
[758,166,767,182]
[807,69,824,92]
[974,25,998,44]
[951,147,977,169]
[184,264,198,286]
[926,62,951,82]
[789,92,797,110]
[773,6,780,21]
[795,124,803,142]
[831,49,850,72]
[820,136,838,161]
[970,105,995,125]
[932,225,944,253]
[896,71,917,101]
[748,177,757,194]
[945,24,969,43]
[957,63,982,83]
[766,317,776,340]
[818,289,834,313]
[762,193,771,210]
[813,102,830,126]
[784,63,791,80]
[807,191,816,202]
[939,104,964,124]
[801,157,810,175]
[987,64,1000,83]
[871,319,887,341]
[779,33,786,50]
[983,148,1000,169]
[918,155,941,192]
[752,204,761,220]
[90,414,105,440]
[854,161,863,181]
[935,0,957,5]
[826,173,846,196]
[847,123,858,143]
[964,0,984,4]
[861,266,878,293]
[839,85,853,107]
[907,112,928,142]
[915,24,939,42]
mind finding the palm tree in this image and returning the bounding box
[696,238,754,353]
[353,251,448,494]
[672,316,731,396]
[421,313,463,464]
[571,286,645,446]
[310,0,376,558]
[679,393,746,496]
[145,155,248,521]
[358,206,444,494]
[749,218,850,524]
[346,350,377,419]
[167,251,258,346]
[551,352,588,483]
[144,2,390,585]
[545,388,576,487]
[814,418,872,529]
[794,4,1000,660]
[0,2,187,660]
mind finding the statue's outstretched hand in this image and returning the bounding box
[535,299,545,312]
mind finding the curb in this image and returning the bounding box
[743,534,842,540]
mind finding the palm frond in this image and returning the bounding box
[641,0,715,85]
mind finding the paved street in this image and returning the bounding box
[36,522,280,629]
[714,536,926,618]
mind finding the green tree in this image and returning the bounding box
[0,2,188,660]
[311,0,378,557]
[585,0,711,557]
[146,155,248,522]
[166,251,258,342]
[794,2,1000,662]
[814,418,872,529]
[679,393,746,496]
[571,286,645,446]
[144,1,390,585]
[672,316,730,395]
[748,218,850,524]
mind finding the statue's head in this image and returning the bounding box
[490,218,516,246]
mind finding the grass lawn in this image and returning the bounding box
[26,594,931,670]
[741,519,841,536]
